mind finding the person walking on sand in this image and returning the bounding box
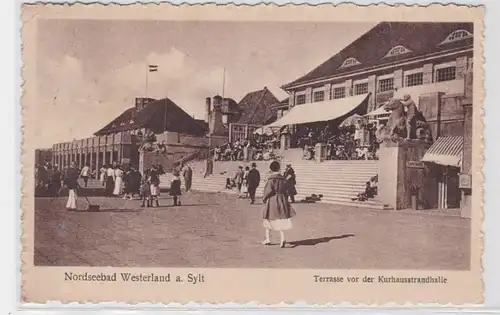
[181,162,193,192]
[149,166,161,207]
[170,170,182,206]
[284,164,297,203]
[247,162,261,204]
[80,164,91,187]
[64,161,80,211]
[261,161,296,248]
[105,164,115,196]
[234,165,244,198]
[113,165,124,197]
[99,165,106,187]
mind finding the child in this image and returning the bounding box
[170,171,182,206]
[148,168,160,207]
[140,178,151,207]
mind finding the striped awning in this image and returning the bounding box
[421,136,463,167]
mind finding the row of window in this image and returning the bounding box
[295,66,458,104]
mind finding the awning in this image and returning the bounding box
[421,136,463,167]
[266,94,369,127]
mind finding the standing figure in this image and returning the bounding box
[169,170,182,206]
[80,164,91,187]
[149,166,160,207]
[241,166,250,198]
[64,162,79,211]
[50,165,63,197]
[181,163,193,192]
[122,167,133,200]
[283,164,297,203]
[113,166,124,197]
[261,161,296,248]
[140,176,151,207]
[234,166,244,198]
[247,162,261,204]
[105,165,115,197]
[99,165,106,186]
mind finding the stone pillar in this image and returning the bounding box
[110,149,114,165]
[304,87,313,104]
[460,103,473,218]
[288,91,296,108]
[367,75,377,112]
[89,148,94,170]
[423,63,433,84]
[345,79,353,97]
[456,56,468,79]
[83,151,88,167]
[377,140,435,210]
[95,147,100,175]
[394,69,403,89]
[324,83,332,100]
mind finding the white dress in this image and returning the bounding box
[113,169,124,195]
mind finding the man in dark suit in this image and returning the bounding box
[247,162,260,204]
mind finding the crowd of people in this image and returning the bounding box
[213,136,280,162]
[297,124,379,161]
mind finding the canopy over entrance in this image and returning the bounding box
[421,136,463,167]
[266,94,369,127]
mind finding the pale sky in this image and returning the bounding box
[35,19,375,147]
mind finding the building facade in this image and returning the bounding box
[277,22,475,211]
[281,22,473,139]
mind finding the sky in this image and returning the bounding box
[35,19,375,147]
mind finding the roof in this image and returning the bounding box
[284,22,474,89]
[237,87,279,125]
[94,98,208,136]
[271,97,290,109]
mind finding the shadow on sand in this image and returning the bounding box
[288,234,355,247]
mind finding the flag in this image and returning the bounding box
[148,64,159,72]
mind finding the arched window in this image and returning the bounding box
[384,45,412,58]
[440,29,473,44]
[340,57,361,68]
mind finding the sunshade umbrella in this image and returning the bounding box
[339,114,366,128]
[253,126,276,136]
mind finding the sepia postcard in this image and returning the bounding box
[21,3,484,305]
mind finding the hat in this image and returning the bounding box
[286,164,291,167]
[251,162,257,167]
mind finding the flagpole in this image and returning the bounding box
[145,64,149,98]
[164,92,168,134]
[222,67,226,98]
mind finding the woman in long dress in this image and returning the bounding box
[99,166,106,186]
[105,165,115,196]
[113,166,124,196]
[261,161,296,248]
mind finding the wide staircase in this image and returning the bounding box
[159,154,384,209]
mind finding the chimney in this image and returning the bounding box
[205,97,211,123]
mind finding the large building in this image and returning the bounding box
[277,22,473,137]
[51,97,208,174]
[271,22,474,211]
